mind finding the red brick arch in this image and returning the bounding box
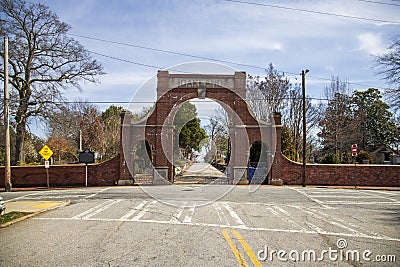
[119,71,281,184]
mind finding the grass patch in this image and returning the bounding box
[1,211,33,225]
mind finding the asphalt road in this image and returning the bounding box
[1,185,399,266]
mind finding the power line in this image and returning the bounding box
[224,0,400,24]
[88,48,390,91]
[40,97,332,106]
[356,0,400,7]
[88,50,167,71]
[72,33,391,91]
[72,34,269,71]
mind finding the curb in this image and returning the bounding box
[0,201,71,228]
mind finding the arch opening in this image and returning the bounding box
[248,141,271,185]
[169,98,233,184]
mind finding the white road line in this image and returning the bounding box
[72,200,115,219]
[213,203,230,226]
[369,190,398,196]
[269,206,307,231]
[326,201,400,205]
[360,191,400,203]
[132,200,157,220]
[82,199,122,219]
[310,195,384,199]
[120,200,149,220]
[289,188,333,209]
[85,187,112,199]
[315,209,393,240]
[303,207,368,237]
[273,206,290,216]
[22,194,89,199]
[305,222,324,233]
[183,205,196,223]
[4,192,42,202]
[221,202,245,228]
[170,202,187,223]
[34,216,400,242]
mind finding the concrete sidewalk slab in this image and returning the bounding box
[1,200,70,228]
[4,201,69,214]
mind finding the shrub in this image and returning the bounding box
[356,150,373,164]
[320,153,340,164]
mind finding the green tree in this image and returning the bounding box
[178,118,207,159]
[353,88,397,151]
[174,102,197,129]
[320,153,340,164]
[0,0,103,164]
[174,102,207,159]
[318,92,356,160]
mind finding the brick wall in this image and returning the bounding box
[1,153,399,187]
[279,154,400,187]
[0,156,120,188]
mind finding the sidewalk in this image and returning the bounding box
[1,200,70,227]
[4,200,69,214]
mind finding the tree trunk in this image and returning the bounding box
[15,119,27,165]
[14,95,29,165]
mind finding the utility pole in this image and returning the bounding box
[4,36,12,191]
[301,69,309,187]
[79,130,82,152]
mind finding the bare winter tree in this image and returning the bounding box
[376,36,400,109]
[0,0,104,164]
[247,63,290,120]
[283,84,322,161]
[47,100,108,161]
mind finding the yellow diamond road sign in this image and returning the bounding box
[39,145,53,160]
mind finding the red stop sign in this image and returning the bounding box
[352,144,358,157]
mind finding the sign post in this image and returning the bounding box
[79,149,95,187]
[39,145,53,189]
[352,144,358,189]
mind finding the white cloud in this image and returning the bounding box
[357,33,386,55]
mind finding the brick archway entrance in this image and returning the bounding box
[119,71,282,185]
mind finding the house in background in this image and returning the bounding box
[371,145,400,165]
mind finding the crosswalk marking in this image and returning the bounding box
[170,202,187,223]
[361,191,400,203]
[72,200,116,219]
[132,200,157,220]
[302,207,367,237]
[213,202,229,225]
[183,205,195,223]
[120,200,149,220]
[213,202,246,228]
[34,197,400,242]
[83,199,122,219]
[269,206,307,231]
[222,202,245,228]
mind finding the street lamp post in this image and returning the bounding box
[302,69,309,187]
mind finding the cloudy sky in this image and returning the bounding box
[30,0,399,117]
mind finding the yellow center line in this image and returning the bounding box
[232,229,263,267]
[222,228,249,267]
